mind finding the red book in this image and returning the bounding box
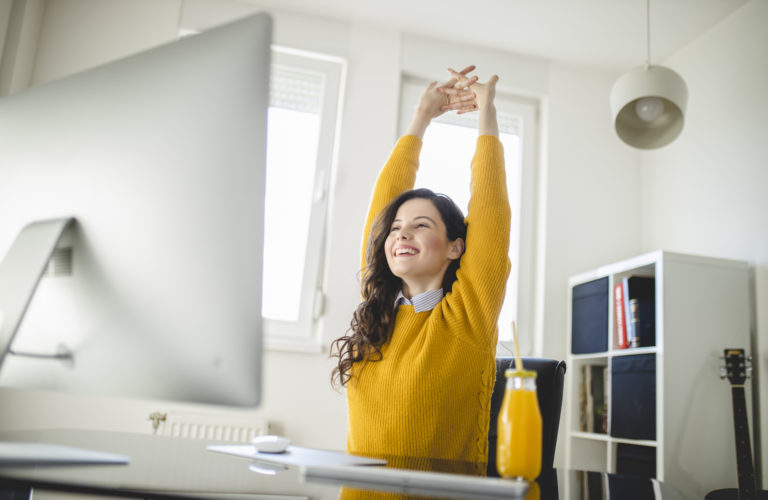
[614,283,629,349]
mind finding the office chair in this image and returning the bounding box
[487,357,566,479]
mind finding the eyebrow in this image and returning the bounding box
[392,216,436,224]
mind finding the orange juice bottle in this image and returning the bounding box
[497,369,542,480]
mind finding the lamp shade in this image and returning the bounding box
[610,65,688,149]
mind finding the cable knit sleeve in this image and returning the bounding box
[442,135,511,349]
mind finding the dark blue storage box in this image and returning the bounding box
[608,469,655,498]
[571,277,609,354]
[610,354,656,440]
[615,443,656,478]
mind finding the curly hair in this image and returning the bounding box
[330,188,467,388]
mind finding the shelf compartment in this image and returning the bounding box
[610,353,656,441]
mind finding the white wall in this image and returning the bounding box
[543,62,645,357]
[0,0,655,472]
[29,0,180,84]
[640,0,768,483]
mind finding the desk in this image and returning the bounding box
[0,430,693,500]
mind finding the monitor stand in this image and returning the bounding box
[0,218,130,467]
[0,217,75,367]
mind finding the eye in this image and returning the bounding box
[416,222,428,228]
[390,225,400,233]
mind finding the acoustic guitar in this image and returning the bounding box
[705,348,767,500]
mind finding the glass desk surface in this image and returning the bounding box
[0,429,694,500]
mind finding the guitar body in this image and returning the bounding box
[705,488,768,500]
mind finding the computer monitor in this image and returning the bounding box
[0,13,271,408]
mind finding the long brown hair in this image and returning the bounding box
[329,188,466,388]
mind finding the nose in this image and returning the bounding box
[395,229,410,240]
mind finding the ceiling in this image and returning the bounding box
[240,0,750,70]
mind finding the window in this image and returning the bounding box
[399,77,540,350]
[262,48,344,351]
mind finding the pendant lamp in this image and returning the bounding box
[610,0,688,149]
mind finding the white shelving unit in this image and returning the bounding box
[563,250,752,497]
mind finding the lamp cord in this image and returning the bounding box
[645,0,651,68]
[176,0,184,39]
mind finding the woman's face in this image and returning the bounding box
[384,198,463,295]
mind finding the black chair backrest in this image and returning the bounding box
[487,357,566,478]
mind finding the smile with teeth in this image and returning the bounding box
[394,247,419,256]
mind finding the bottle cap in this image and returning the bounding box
[505,368,537,379]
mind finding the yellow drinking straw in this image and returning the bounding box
[512,321,524,372]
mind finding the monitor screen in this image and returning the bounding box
[0,13,271,407]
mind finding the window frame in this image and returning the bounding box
[262,47,345,352]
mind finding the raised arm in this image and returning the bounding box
[359,136,420,270]
[471,74,500,138]
[360,68,477,267]
[442,72,511,347]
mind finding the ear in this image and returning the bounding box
[447,237,465,260]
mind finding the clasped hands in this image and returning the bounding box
[418,65,499,119]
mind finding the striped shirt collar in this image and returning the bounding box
[394,288,444,313]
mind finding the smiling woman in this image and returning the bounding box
[330,66,511,471]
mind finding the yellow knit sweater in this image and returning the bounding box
[346,134,511,472]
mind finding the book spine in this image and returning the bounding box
[629,298,640,348]
[585,365,594,433]
[622,277,634,348]
[614,283,628,349]
[591,365,606,434]
[579,366,586,432]
[602,365,609,434]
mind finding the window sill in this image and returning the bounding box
[264,336,325,354]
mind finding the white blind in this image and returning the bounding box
[269,65,325,114]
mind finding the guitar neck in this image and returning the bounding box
[731,385,758,499]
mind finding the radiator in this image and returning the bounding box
[150,411,270,443]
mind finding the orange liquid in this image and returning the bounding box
[524,480,541,500]
[497,386,542,480]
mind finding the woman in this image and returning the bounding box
[331,66,510,472]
